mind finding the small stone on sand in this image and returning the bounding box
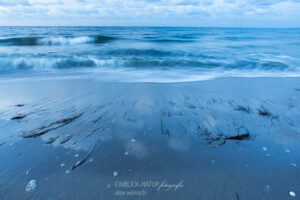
[264,185,271,192]
[74,153,79,157]
[113,171,118,176]
[60,163,65,167]
[289,191,296,197]
[284,149,291,153]
[262,147,268,151]
[65,170,71,174]
[131,139,136,143]
[89,158,94,162]
[291,163,297,167]
[211,160,215,164]
[124,151,129,155]
[26,180,37,192]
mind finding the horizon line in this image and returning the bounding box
[0,25,299,29]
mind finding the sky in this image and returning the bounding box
[0,0,299,27]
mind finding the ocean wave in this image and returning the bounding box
[0,54,293,73]
[150,39,196,43]
[106,49,176,57]
[0,35,117,46]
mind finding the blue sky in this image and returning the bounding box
[0,0,299,27]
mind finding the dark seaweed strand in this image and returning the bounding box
[21,113,83,138]
[71,144,97,170]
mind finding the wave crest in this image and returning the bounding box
[0,35,117,46]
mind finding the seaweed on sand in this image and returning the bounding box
[162,111,172,118]
[93,115,103,123]
[257,106,272,117]
[60,135,74,144]
[45,136,59,144]
[197,125,221,145]
[233,105,251,113]
[226,133,250,140]
[197,125,251,146]
[86,127,104,138]
[0,142,5,148]
[15,104,25,107]
[257,106,279,123]
[11,115,26,120]
[226,126,250,141]
[126,117,137,123]
[71,145,97,170]
[160,120,170,137]
[21,113,83,138]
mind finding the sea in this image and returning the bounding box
[0,26,300,82]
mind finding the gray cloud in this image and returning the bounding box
[0,0,299,27]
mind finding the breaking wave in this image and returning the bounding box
[0,35,117,46]
[0,27,300,82]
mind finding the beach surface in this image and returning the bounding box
[0,76,299,200]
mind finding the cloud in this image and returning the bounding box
[0,0,29,6]
[0,0,299,27]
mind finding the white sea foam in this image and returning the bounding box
[38,36,94,46]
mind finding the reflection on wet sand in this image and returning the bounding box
[0,77,299,199]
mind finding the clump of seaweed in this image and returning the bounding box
[295,88,300,92]
[21,113,83,138]
[162,111,172,118]
[196,125,251,146]
[60,135,73,144]
[226,133,250,140]
[11,115,26,120]
[0,142,6,148]
[225,126,250,141]
[257,106,279,122]
[160,120,170,137]
[93,113,106,123]
[86,127,105,138]
[45,136,59,144]
[233,105,251,113]
[15,104,25,107]
[197,125,223,146]
[257,106,272,117]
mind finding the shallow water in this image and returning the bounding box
[0,77,299,199]
[1,27,300,82]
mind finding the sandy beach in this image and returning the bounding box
[0,76,299,199]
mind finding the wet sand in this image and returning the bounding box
[0,77,299,200]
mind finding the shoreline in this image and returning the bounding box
[1,69,300,84]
